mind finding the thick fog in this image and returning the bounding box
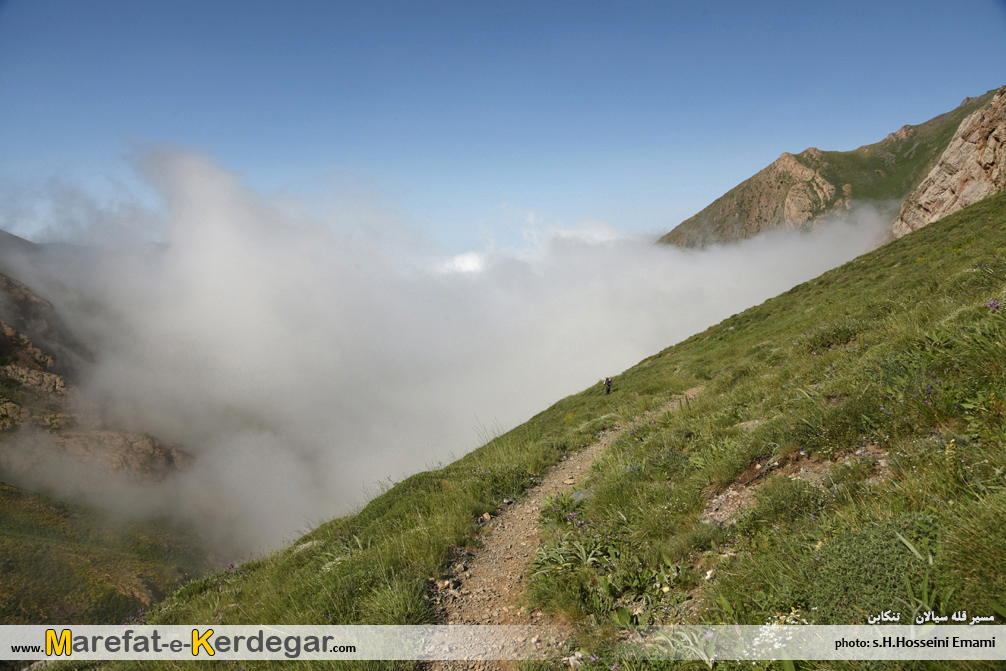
[1,151,893,556]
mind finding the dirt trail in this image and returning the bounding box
[427,387,703,670]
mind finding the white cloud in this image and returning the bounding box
[1,149,892,556]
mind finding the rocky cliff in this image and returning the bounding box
[660,87,1001,247]
[891,86,1006,237]
[0,270,188,481]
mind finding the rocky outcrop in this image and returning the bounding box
[658,149,849,247]
[892,86,1006,237]
[0,363,65,395]
[53,430,191,481]
[0,274,192,482]
[0,272,91,379]
[775,151,843,226]
[0,320,67,394]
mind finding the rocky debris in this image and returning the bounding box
[892,86,1006,237]
[701,485,757,526]
[700,444,892,526]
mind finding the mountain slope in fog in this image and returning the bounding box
[0,243,209,624]
[112,190,1006,658]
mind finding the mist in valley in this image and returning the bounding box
[0,150,895,557]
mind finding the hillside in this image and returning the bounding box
[0,255,212,625]
[114,190,1006,669]
[659,87,1000,247]
[0,482,208,624]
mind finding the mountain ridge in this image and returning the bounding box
[659,86,1002,247]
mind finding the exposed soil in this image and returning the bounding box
[699,442,891,526]
[425,387,703,671]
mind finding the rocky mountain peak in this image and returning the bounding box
[659,85,1002,248]
[885,125,917,143]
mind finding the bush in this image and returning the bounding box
[540,491,582,527]
[803,515,939,624]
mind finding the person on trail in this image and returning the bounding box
[604,377,612,395]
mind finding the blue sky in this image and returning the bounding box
[1,0,1004,251]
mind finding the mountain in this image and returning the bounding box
[0,238,211,624]
[0,269,187,477]
[659,86,1003,247]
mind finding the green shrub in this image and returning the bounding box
[540,491,582,527]
[803,514,940,624]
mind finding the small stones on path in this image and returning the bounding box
[425,387,703,671]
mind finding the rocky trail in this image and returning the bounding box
[425,387,703,670]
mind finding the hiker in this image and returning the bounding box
[604,377,612,395]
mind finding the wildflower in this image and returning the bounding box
[989,300,1001,310]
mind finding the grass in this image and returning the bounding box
[78,189,1006,670]
[0,481,210,624]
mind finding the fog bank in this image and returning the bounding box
[1,151,892,556]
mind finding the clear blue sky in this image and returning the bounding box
[1,0,1004,251]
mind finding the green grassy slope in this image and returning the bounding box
[660,89,997,247]
[811,91,994,201]
[100,191,1006,670]
[0,482,210,625]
